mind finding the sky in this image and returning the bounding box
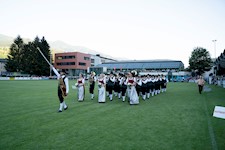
[0,0,225,67]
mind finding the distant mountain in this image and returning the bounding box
[0,34,31,46]
[49,40,108,57]
[0,34,14,47]
[0,34,125,60]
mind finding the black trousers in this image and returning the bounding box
[108,85,114,94]
[142,84,147,95]
[121,86,127,96]
[136,85,141,96]
[198,85,203,94]
[89,82,95,94]
[58,87,64,103]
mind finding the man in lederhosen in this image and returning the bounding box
[89,71,96,100]
[52,67,69,113]
[114,73,120,98]
[119,73,127,102]
[141,75,148,100]
[107,72,115,101]
[135,74,142,97]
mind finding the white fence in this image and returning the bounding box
[0,77,48,80]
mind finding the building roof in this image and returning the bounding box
[96,60,184,69]
[95,54,117,61]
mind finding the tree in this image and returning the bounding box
[6,35,52,76]
[40,36,51,76]
[21,42,36,75]
[5,35,24,72]
[189,47,212,75]
[31,36,51,76]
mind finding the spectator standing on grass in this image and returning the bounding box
[161,75,167,92]
[197,75,205,94]
[52,67,69,113]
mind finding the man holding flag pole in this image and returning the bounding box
[37,48,69,113]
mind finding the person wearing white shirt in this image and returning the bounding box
[146,75,151,99]
[119,74,127,102]
[141,75,148,100]
[151,76,156,97]
[136,75,142,97]
[108,72,115,101]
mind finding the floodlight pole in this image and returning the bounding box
[212,40,217,58]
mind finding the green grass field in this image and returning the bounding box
[0,80,224,150]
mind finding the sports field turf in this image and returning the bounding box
[0,80,224,150]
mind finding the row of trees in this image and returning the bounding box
[5,36,51,76]
[5,36,213,76]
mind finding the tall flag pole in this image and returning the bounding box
[37,47,52,66]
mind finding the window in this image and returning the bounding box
[65,56,75,59]
[84,57,90,60]
[57,56,63,60]
[57,56,75,60]
[79,62,86,66]
[91,59,95,63]
[57,62,75,66]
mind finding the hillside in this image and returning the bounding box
[0,34,123,60]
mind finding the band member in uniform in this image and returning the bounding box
[76,73,85,101]
[136,75,142,97]
[148,75,153,95]
[126,70,139,105]
[117,74,123,99]
[89,71,96,100]
[98,74,106,102]
[119,73,127,102]
[159,75,163,94]
[150,75,155,97]
[154,75,160,95]
[52,67,69,112]
[141,75,148,100]
[105,74,109,97]
[114,74,120,98]
[107,72,115,101]
[146,74,151,99]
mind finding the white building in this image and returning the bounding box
[88,54,117,74]
[90,54,117,67]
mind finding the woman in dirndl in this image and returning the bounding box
[98,74,106,103]
[126,71,139,105]
[76,73,85,101]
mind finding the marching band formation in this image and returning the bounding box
[75,70,168,105]
[52,66,168,112]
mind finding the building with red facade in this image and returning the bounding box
[54,52,91,76]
